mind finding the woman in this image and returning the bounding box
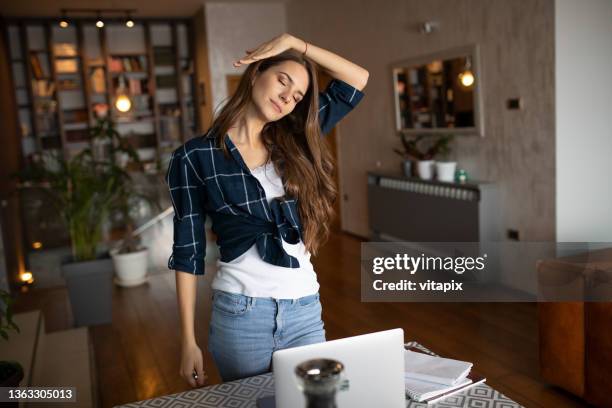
[167,32,368,386]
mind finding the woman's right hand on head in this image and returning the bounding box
[180,342,207,387]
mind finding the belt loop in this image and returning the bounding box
[250,296,256,307]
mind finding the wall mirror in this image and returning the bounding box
[391,45,484,137]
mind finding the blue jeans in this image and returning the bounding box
[208,289,326,382]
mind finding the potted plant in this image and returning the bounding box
[1,288,24,406]
[89,118,157,287]
[394,134,454,180]
[14,118,143,326]
[433,135,456,183]
[393,135,417,177]
[110,224,149,287]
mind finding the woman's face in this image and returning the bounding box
[250,60,310,122]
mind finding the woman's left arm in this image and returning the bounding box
[288,35,369,91]
[234,33,369,91]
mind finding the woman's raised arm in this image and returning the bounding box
[234,33,369,91]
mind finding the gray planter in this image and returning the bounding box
[402,160,413,177]
[61,257,113,327]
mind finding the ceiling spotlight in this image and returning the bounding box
[96,12,104,28]
[59,10,69,28]
[125,12,134,28]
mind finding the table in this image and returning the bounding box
[115,342,522,408]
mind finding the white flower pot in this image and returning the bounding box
[417,160,435,180]
[110,247,149,287]
[436,161,457,183]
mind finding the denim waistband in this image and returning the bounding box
[212,288,319,306]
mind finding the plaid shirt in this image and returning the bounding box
[166,78,365,275]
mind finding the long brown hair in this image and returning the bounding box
[208,49,337,256]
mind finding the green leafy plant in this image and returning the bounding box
[0,289,23,385]
[0,289,19,341]
[90,119,161,255]
[15,118,154,262]
[394,134,454,161]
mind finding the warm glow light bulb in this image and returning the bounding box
[96,19,104,28]
[59,20,69,28]
[459,71,475,87]
[115,94,132,112]
[20,271,34,284]
[126,19,134,28]
[32,241,42,249]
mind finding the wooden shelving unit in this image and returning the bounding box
[4,18,198,174]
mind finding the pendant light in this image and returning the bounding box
[115,74,132,113]
[458,56,475,89]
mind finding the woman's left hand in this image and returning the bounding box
[233,33,302,67]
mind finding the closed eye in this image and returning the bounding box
[279,77,301,103]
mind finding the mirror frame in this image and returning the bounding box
[390,44,484,137]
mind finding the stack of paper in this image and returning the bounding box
[404,348,486,404]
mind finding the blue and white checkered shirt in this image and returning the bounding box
[166,78,365,275]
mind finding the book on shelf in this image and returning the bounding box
[30,52,50,79]
[108,57,123,73]
[128,78,142,95]
[132,56,145,71]
[122,58,132,72]
[53,43,77,57]
[88,57,105,67]
[90,68,106,93]
[109,56,146,73]
[55,59,78,74]
[57,78,80,91]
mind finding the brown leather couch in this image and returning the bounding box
[537,248,612,407]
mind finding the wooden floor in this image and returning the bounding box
[13,231,589,408]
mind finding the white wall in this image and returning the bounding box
[205,2,286,115]
[555,0,612,242]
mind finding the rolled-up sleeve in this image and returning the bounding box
[318,78,365,136]
[166,144,207,275]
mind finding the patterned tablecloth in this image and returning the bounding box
[115,342,523,408]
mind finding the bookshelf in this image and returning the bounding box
[4,18,199,174]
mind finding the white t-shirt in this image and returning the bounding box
[211,161,320,299]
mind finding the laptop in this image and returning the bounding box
[259,328,405,408]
